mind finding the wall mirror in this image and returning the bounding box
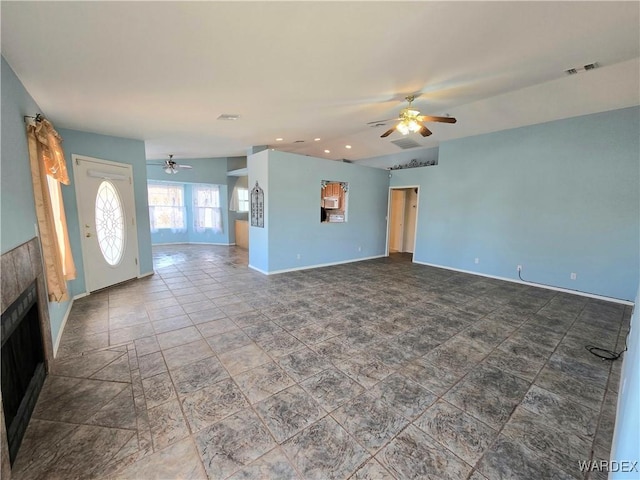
[320,181,348,223]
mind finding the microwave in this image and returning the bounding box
[323,197,339,209]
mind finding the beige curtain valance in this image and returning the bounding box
[27,118,76,302]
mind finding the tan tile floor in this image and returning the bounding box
[10,245,629,479]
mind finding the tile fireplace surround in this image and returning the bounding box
[1,237,54,480]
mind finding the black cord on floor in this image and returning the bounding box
[585,345,625,361]
[585,332,628,361]
[517,269,629,362]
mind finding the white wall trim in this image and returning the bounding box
[53,291,91,357]
[248,264,269,275]
[413,260,635,305]
[249,255,385,276]
[138,271,154,279]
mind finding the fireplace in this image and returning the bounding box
[1,280,46,464]
[1,238,54,479]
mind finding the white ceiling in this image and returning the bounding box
[2,1,639,164]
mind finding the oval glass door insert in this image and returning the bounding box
[95,180,125,265]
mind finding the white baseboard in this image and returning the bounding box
[248,264,268,275]
[249,254,385,275]
[138,271,154,279]
[53,301,72,358]
[413,260,635,306]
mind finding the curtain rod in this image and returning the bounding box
[23,113,44,123]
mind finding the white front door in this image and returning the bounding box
[73,155,139,292]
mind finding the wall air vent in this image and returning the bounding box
[565,68,578,75]
[391,138,421,149]
[217,114,240,121]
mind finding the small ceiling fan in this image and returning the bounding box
[369,95,457,138]
[149,155,193,175]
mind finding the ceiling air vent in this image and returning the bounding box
[565,62,598,75]
[391,138,421,150]
[217,114,240,121]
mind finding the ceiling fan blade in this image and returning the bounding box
[367,117,400,125]
[419,125,433,137]
[380,126,397,138]
[177,165,193,169]
[418,115,457,124]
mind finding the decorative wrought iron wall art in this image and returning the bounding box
[250,181,264,228]
[388,158,438,170]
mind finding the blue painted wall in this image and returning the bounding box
[249,150,389,273]
[390,107,639,301]
[1,57,72,345]
[1,56,40,252]
[248,150,270,272]
[146,157,232,245]
[58,128,153,296]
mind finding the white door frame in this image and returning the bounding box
[72,154,140,293]
[385,185,420,257]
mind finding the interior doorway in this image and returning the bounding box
[387,186,419,257]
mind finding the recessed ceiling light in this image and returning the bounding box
[217,114,240,121]
[324,149,330,153]
[345,145,352,149]
[314,138,321,141]
[275,138,283,142]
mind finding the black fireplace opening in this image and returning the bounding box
[1,280,46,465]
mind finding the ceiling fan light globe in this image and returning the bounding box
[408,120,421,132]
[164,167,172,174]
[397,122,410,135]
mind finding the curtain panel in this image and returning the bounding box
[26,119,76,302]
[193,184,222,233]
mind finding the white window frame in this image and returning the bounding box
[193,184,223,233]
[147,182,186,232]
[237,187,249,213]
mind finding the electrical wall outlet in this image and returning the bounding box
[296,253,301,260]
[517,265,522,272]
[570,272,577,280]
[474,258,479,264]
[358,246,362,252]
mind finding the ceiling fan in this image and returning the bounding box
[149,155,193,175]
[369,95,457,138]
